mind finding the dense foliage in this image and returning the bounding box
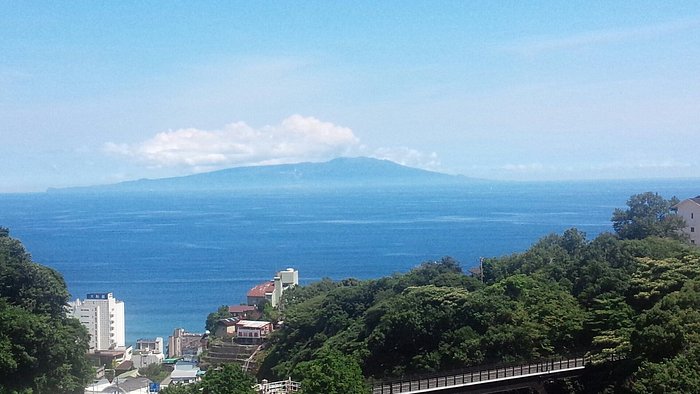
[258,192,700,392]
[3,190,696,392]
[0,228,93,394]
[206,305,233,332]
[160,363,256,394]
[611,192,684,240]
[138,363,170,384]
[295,350,368,394]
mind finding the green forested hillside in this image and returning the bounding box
[0,228,93,394]
[259,194,700,392]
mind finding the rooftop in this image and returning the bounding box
[236,320,272,329]
[218,317,239,327]
[171,368,199,379]
[673,196,700,208]
[229,305,256,313]
[101,377,151,393]
[247,281,275,298]
[93,349,126,357]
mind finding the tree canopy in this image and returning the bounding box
[611,192,685,240]
[0,227,92,394]
[257,192,700,392]
[294,350,368,394]
[206,305,232,333]
[5,189,700,392]
[160,363,256,394]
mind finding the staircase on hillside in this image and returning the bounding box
[201,342,260,370]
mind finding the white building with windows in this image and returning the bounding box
[67,292,125,351]
[672,197,700,245]
[133,337,164,368]
[136,337,163,354]
[236,320,273,344]
[246,268,299,307]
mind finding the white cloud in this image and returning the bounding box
[592,160,693,171]
[501,163,547,172]
[371,147,441,171]
[105,115,448,175]
[105,115,361,172]
[498,160,694,175]
[467,159,699,181]
[505,17,700,56]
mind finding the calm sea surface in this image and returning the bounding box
[0,180,697,345]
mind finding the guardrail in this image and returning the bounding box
[253,378,301,394]
[370,354,605,394]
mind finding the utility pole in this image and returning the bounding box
[479,257,484,284]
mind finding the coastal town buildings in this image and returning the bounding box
[67,292,125,351]
[89,347,133,368]
[85,376,154,394]
[158,360,204,390]
[247,268,299,307]
[228,304,258,319]
[133,337,164,368]
[168,328,205,358]
[214,318,238,337]
[246,281,276,307]
[673,196,700,245]
[136,337,164,354]
[236,320,273,344]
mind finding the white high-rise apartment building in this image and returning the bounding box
[67,292,125,351]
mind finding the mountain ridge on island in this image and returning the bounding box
[48,157,483,193]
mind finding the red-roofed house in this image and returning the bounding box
[246,281,276,307]
[228,305,259,320]
[246,268,299,307]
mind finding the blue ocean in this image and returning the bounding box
[0,180,696,345]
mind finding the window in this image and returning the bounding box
[692,213,695,219]
[692,227,695,233]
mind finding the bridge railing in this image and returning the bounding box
[370,353,594,394]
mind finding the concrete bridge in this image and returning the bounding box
[371,354,622,394]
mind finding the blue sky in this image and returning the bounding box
[2,1,699,192]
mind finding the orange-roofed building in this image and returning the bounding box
[246,281,276,307]
[246,268,299,307]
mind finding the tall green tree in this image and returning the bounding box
[631,280,700,392]
[294,350,369,394]
[585,294,634,361]
[611,192,685,240]
[0,228,92,393]
[206,305,232,333]
[160,383,198,394]
[200,363,256,394]
[628,255,700,310]
[139,363,170,384]
[257,194,700,390]
[161,363,256,394]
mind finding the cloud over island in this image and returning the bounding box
[105,115,440,173]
